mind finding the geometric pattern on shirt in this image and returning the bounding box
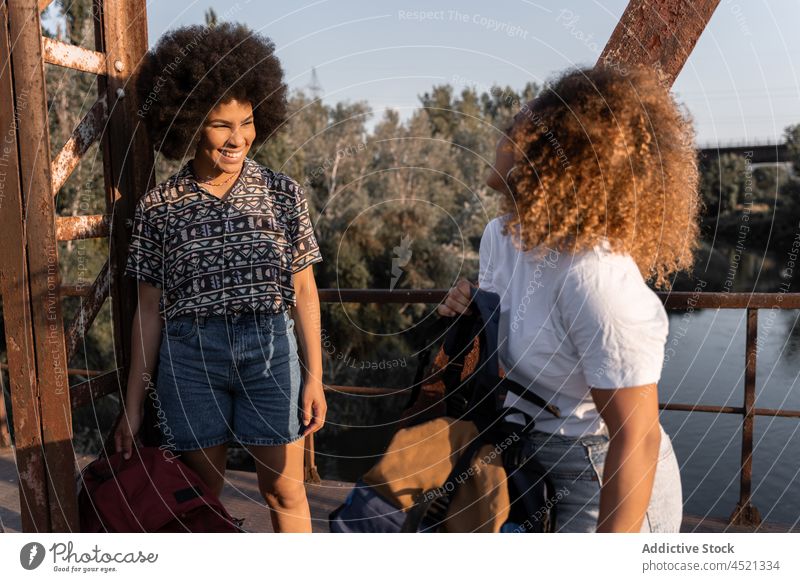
[123,155,323,319]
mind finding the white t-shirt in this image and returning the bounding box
[478,217,669,437]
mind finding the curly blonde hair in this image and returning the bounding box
[501,66,701,288]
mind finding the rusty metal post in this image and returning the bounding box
[730,308,762,526]
[93,0,155,448]
[0,1,49,528]
[304,434,321,484]
[598,0,721,85]
[6,0,78,531]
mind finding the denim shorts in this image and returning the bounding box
[517,424,683,532]
[153,309,304,451]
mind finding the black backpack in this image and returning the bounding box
[330,288,562,533]
[433,287,561,429]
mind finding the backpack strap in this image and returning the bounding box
[470,288,562,420]
[499,377,562,418]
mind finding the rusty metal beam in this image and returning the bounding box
[51,95,108,194]
[59,283,90,297]
[0,0,51,532]
[319,288,451,304]
[659,402,800,418]
[55,214,110,241]
[64,259,110,363]
[660,292,800,310]
[42,37,106,75]
[1,362,108,379]
[70,369,121,409]
[66,367,107,379]
[730,309,763,526]
[94,0,155,449]
[7,0,78,532]
[598,0,721,85]
[324,385,800,418]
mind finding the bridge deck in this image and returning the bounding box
[0,447,793,533]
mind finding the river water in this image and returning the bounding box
[660,307,800,527]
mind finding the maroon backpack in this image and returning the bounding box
[78,447,243,532]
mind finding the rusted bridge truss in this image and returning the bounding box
[0,0,793,533]
[0,0,150,531]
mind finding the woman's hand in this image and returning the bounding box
[301,377,327,436]
[114,406,143,460]
[437,277,477,317]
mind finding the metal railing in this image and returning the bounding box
[9,289,796,528]
[312,289,800,528]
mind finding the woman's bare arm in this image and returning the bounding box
[590,383,662,532]
[115,282,163,458]
[291,265,326,435]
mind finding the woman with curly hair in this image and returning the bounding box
[115,22,325,532]
[439,66,698,532]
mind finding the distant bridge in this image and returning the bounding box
[698,141,790,164]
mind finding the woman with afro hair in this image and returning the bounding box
[440,66,696,532]
[116,22,325,532]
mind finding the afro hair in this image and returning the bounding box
[135,22,287,159]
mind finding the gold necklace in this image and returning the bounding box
[195,171,237,187]
[191,157,243,187]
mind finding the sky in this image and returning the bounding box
[143,0,800,145]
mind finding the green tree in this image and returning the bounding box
[699,153,747,215]
[785,124,800,175]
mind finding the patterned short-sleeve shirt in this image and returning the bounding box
[124,156,323,319]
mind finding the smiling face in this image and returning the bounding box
[193,97,256,178]
[485,134,516,194]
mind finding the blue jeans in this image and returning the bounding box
[154,310,304,451]
[518,424,683,532]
